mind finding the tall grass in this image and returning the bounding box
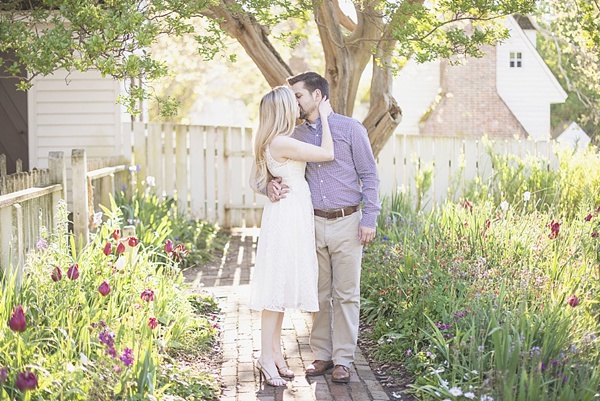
[363,147,600,400]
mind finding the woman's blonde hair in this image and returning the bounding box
[252,86,298,191]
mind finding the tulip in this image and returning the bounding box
[103,242,112,256]
[15,371,38,391]
[140,289,155,302]
[116,242,125,255]
[585,213,593,222]
[9,305,26,332]
[148,317,158,330]
[67,263,80,280]
[0,367,7,384]
[127,236,139,247]
[164,239,174,254]
[112,229,121,241]
[567,294,579,307]
[51,266,62,282]
[98,281,111,296]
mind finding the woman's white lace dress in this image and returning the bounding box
[249,146,319,312]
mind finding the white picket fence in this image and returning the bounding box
[130,122,560,228]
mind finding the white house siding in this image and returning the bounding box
[27,69,128,169]
[496,16,567,141]
[392,58,441,135]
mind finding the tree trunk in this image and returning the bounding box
[203,0,401,157]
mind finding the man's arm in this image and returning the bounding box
[249,162,290,201]
[350,122,381,243]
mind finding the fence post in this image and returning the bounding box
[48,151,67,232]
[72,149,89,249]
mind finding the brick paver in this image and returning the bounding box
[184,229,390,401]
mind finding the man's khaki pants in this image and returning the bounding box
[310,212,363,367]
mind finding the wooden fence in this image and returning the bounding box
[0,151,130,280]
[130,122,560,228]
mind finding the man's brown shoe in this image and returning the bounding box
[331,365,350,383]
[305,360,334,376]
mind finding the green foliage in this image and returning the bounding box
[535,0,600,142]
[0,200,220,399]
[115,185,226,269]
[363,150,600,399]
[461,144,600,219]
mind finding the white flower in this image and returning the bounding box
[93,211,103,225]
[115,256,126,270]
[523,191,531,201]
[145,175,156,186]
[465,392,476,399]
[441,379,449,388]
[480,395,494,401]
[500,201,509,211]
[471,370,479,375]
[391,391,402,399]
[449,387,463,396]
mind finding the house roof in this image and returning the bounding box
[513,14,535,30]
[506,15,568,101]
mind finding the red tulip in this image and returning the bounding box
[103,242,112,256]
[98,281,111,296]
[127,236,139,247]
[164,239,174,254]
[116,242,125,255]
[585,213,593,222]
[567,294,579,307]
[548,220,561,239]
[112,229,121,241]
[15,371,38,391]
[148,317,158,330]
[67,263,79,280]
[9,305,26,332]
[51,266,62,282]
[140,289,155,302]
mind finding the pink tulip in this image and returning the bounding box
[140,289,155,302]
[567,294,579,307]
[67,263,80,280]
[112,229,121,241]
[98,281,111,296]
[127,236,139,247]
[164,239,174,254]
[9,305,26,332]
[51,266,62,282]
[15,371,38,391]
[103,242,112,256]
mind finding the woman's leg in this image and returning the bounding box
[258,310,287,386]
[272,312,294,377]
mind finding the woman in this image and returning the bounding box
[249,85,333,387]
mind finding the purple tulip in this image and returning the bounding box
[51,266,62,282]
[15,371,38,391]
[9,305,26,332]
[67,263,80,280]
[98,281,111,296]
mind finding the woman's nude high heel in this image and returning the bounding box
[256,360,287,387]
[277,365,295,379]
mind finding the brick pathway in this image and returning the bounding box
[184,229,391,401]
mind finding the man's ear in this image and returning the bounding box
[313,89,322,101]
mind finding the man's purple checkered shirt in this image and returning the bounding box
[293,113,381,228]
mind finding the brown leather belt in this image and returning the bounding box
[314,205,359,220]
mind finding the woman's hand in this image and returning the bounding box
[318,96,332,118]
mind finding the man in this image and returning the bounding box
[267,71,380,383]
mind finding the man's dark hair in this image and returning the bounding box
[286,71,330,99]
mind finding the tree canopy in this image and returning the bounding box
[7,0,589,156]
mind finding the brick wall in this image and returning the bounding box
[421,45,528,139]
